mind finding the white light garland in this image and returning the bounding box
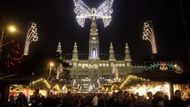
[142,21,157,54]
[73,0,114,27]
[24,22,38,56]
[81,63,98,69]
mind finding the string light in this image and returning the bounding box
[5,42,23,69]
[146,62,183,73]
[142,21,157,54]
[120,75,149,89]
[81,64,98,69]
[62,85,68,93]
[24,22,38,56]
[30,78,51,89]
[53,84,61,91]
[111,84,119,90]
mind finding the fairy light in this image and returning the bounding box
[62,85,68,93]
[30,78,51,89]
[6,42,23,69]
[146,62,183,73]
[120,75,149,89]
[111,84,118,90]
[24,22,38,56]
[142,21,157,54]
[53,84,61,91]
[81,63,98,69]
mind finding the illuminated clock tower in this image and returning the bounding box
[89,18,99,60]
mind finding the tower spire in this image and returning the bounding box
[109,43,115,61]
[89,18,99,60]
[125,42,132,66]
[56,42,62,60]
[72,42,78,61]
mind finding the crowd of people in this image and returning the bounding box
[8,89,190,107]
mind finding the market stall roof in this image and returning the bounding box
[129,71,190,83]
[0,73,43,84]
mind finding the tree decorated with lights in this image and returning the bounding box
[5,41,23,72]
[112,64,120,82]
[55,61,72,84]
[145,61,183,74]
[55,42,63,80]
[62,66,72,83]
[54,42,72,84]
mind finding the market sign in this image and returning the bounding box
[145,61,183,74]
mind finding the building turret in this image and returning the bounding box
[72,42,78,61]
[89,18,99,60]
[124,42,132,66]
[56,42,62,60]
[109,43,116,61]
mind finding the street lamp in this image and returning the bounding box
[0,25,17,59]
[8,25,17,33]
[48,62,54,80]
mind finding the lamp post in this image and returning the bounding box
[0,25,17,104]
[0,29,5,57]
[48,62,54,80]
[0,25,17,59]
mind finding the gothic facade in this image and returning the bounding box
[56,19,145,91]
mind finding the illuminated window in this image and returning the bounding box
[106,64,109,67]
[92,37,96,40]
[127,63,130,66]
[92,49,96,58]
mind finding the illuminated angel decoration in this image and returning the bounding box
[73,0,114,27]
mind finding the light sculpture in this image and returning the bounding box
[24,22,38,56]
[142,21,157,54]
[73,0,114,27]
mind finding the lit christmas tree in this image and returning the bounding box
[5,41,23,72]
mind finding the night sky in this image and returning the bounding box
[0,0,189,65]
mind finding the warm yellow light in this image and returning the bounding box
[174,64,178,68]
[49,62,54,67]
[8,25,17,33]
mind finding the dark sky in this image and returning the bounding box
[0,0,189,65]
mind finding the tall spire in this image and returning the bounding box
[109,43,115,61]
[72,42,78,61]
[124,42,132,66]
[56,42,62,60]
[89,18,99,60]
